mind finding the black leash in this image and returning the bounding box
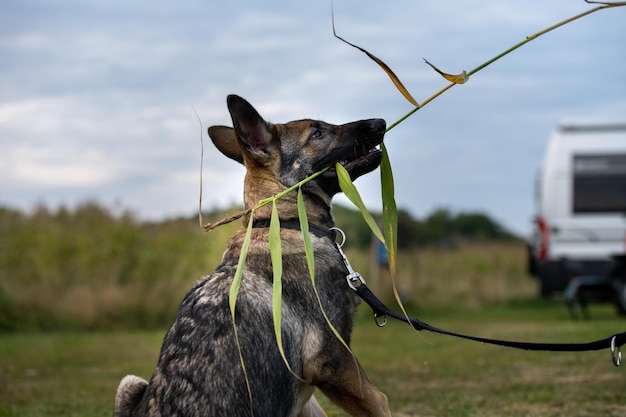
[257,221,625,366]
[354,279,625,358]
[330,230,626,367]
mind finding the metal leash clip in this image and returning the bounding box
[611,336,622,367]
[330,227,386,327]
[330,228,366,291]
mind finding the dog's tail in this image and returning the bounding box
[113,375,148,417]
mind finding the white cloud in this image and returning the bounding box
[4,147,122,187]
[1,0,625,235]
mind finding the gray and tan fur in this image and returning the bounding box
[113,95,391,417]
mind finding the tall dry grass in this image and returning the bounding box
[347,242,536,310]
[0,203,240,331]
[0,203,535,331]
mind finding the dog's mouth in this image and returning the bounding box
[319,143,385,189]
[310,118,386,194]
[328,146,383,177]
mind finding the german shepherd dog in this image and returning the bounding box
[113,95,391,417]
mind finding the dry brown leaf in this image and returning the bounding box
[332,11,419,107]
[423,58,469,84]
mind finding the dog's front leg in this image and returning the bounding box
[316,359,391,417]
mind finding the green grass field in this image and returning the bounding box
[1,210,624,416]
[1,301,624,417]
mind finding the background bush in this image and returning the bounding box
[0,202,529,332]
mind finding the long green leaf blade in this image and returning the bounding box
[269,201,284,359]
[297,188,315,281]
[380,145,418,329]
[230,214,254,316]
[228,212,254,413]
[297,186,360,381]
[269,201,303,381]
[380,143,398,277]
[335,162,384,243]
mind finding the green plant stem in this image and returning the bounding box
[257,166,331,207]
[469,4,614,77]
[202,166,330,231]
[385,83,455,132]
[203,2,625,231]
[386,3,624,133]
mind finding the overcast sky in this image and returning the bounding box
[1,0,625,235]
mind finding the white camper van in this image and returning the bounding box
[529,122,626,303]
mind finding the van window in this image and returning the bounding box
[573,154,626,213]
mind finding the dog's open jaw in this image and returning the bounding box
[207,95,386,198]
[323,138,385,185]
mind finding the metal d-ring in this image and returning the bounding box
[611,336,622,367]
[374,313,388,327]
[329,227,346,248]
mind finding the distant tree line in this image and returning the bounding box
[333,205,519,250]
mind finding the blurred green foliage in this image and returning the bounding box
[0,202,239,332]
[0,202,520,332]
[334,205,518,250]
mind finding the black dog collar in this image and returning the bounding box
[252,219,337,241]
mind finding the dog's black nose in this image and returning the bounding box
[368,119,386,135]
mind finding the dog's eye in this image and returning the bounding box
[310,129,323,140]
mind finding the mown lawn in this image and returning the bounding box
[1,301,625,417]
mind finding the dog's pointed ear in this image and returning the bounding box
[226,95,273,157]
[207,126,244,164]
